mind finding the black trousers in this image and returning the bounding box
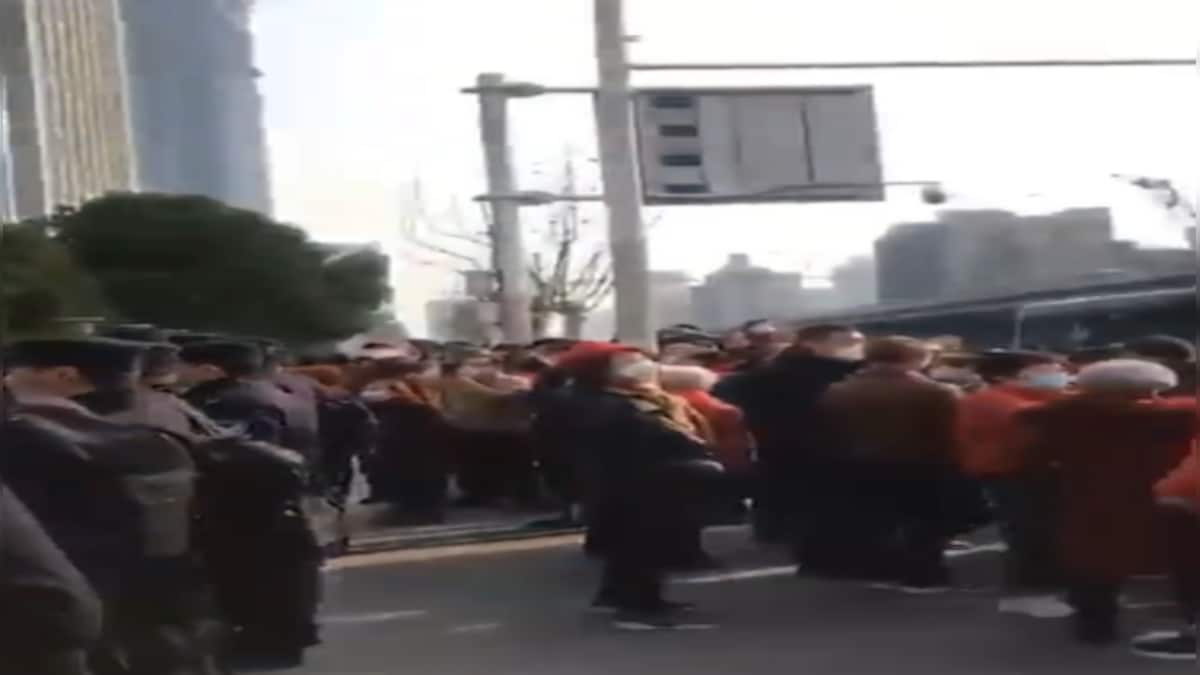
[987,474,1062,592]
[1066,578,1121,642]
[455,430,538,505]
[1165,510,1200,622]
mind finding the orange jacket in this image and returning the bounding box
[956,384,1061,478]
[677,389,754,470]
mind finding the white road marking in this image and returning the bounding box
[322,610,429,625]
[447,622,503,634]
[676,565,797,585]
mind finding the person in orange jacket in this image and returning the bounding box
[956,350,1071,605]
[1131,412,1200,660]
[1020,359,1196,646]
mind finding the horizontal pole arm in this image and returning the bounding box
[629,57,1197,72]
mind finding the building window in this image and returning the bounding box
[659,124,700,138]
[663,183,710,195]
[660,153,703,167]
[650,94,696,109]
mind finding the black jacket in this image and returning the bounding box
[185,378,288,446]
[712,352,859,465]
[0,480,102,675]
[565,388,714,505]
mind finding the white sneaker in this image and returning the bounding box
[998,595,1075,619]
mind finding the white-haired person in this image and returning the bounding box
[1019,359,1197,646]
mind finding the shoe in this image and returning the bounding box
[612,610,716,632]
[998,595,1075,619]
[1131,630,1197,661]
[657,600,697,614]
[588,596,619,614]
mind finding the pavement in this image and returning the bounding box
[276,527,1190,675]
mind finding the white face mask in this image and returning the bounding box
[1020,371,1072,391]
[830,346,865,362]
[613,358,658,385]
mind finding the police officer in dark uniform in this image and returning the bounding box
[0,338,208,675]
[0,476,103,675]
[177,340,323,668]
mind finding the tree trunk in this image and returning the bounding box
[531,311,551,340]
[563,310,587,339]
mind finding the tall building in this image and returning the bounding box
[118,0,272,214]
[875,208,1136,304]
[0,0,138,219]
[650,270,695,328]
[692,254,803,329]
[829,256,877,309]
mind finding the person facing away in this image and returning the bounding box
[817,336,964,589]
[0,477,103,675]
[0,338,212,675]
[956,350,1073,602]
[1019,359,1197,646]
[176,340,323,667]
[554,342,720,630]
[178,341,289,445]
[712,324,864,544]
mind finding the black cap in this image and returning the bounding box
[179,341,265,378]
[99,324,166,343]
[165,331,226,346]
[4,337,148,387]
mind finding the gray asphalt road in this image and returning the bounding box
[285,529,1187,675]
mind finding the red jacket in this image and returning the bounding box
[1021,395,1197,580]
[677,389,754,471]
[956,384,1062,478]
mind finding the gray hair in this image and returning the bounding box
[1076,359,1179,394]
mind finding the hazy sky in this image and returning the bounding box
[253,0,1199,333]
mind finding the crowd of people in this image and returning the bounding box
[0,318,1197,673]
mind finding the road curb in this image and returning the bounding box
[346,524,584,555]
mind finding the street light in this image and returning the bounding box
[459,81,596,97]
[473,190,605,206]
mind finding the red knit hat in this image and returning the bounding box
[556,341,641,373]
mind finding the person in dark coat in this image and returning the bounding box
[819,336,965,589]
[0,478,102,675]
[712,324,862,549]
[177,340,323,667]
[1,338,211,675]
[1020,359,1197,645]
[556,342,721,631]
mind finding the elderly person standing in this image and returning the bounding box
[1020,359,1197,646]
[819,336,964,590]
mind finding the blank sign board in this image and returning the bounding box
[634,87,884,205]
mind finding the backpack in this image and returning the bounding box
[0,404,196,592]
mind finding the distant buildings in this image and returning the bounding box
[0,0,138,219]
[873,207,1188,304]
[692,254,804,329]
[829,256,877,309]
[0,0,272,220]
[118,0,272,214]
[650,270,695,328]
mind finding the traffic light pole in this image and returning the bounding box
[594,0,654,349]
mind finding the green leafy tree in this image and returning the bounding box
[0,221,107,337]
[54,193,390,343]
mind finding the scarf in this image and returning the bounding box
[607,385,713,445]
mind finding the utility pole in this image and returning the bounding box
[593,0,653,348]
[475,73,533,344]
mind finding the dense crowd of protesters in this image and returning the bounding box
[0,318,1196,673]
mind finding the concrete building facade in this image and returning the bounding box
[692,254,804,330]
[0,0,137,219]
[117,0,271,214]
[872,208,1173,304]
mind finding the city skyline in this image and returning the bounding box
[252,0,1198,335]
